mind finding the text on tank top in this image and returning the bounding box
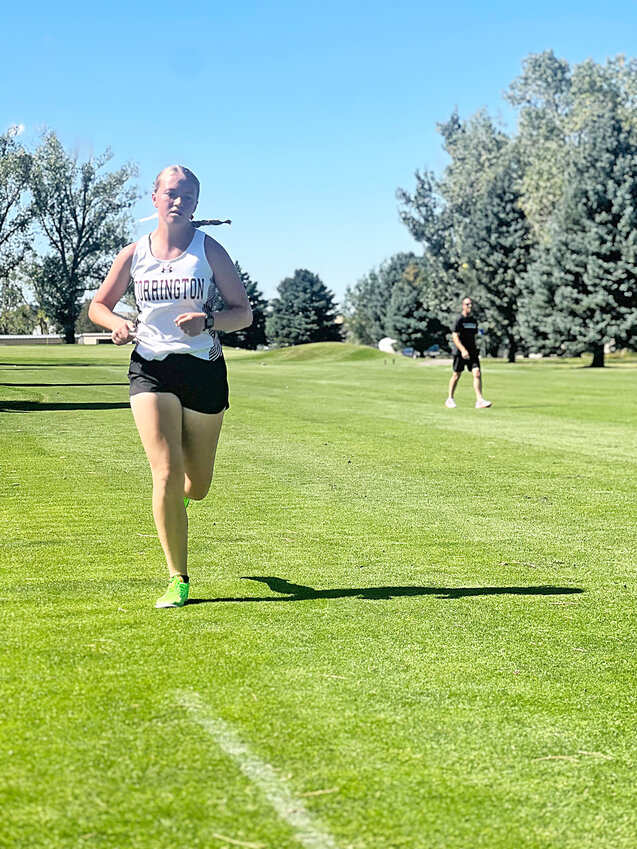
[131,228,222,362]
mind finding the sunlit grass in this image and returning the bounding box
[1,344,636,849]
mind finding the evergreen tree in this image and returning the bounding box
[386,271,448,355]
[520,108,637,366]
[397,169,461,315]
[344,253,421,345]
[460,162,532,362]
[398,52,637,361]
[517,221,571,358]
[29,132,138,343]
[217,262,267,349]
[266,269,341,347]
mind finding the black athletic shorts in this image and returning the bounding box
[453,352,481,373]
[128,349,229,414]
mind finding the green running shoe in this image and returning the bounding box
[184,497,190,509]
[155,575,189,609]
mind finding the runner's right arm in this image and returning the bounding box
[89,244,137,345]
[452,331,469,360]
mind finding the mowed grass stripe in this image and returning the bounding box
[1,344,636,849]
[177,690,339,849]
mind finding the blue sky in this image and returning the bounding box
[2,0,635,302]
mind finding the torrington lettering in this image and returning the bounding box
[134,277,207,302]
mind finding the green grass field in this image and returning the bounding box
[1,343,636,849]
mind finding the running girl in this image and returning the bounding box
[89,165,252,608]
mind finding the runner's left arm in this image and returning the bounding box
[174,237,252,335]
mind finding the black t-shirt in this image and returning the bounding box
[452,314,479,355]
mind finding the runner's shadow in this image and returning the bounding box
[0,362,122,368]
[0,401,130,412]
[0,382,128,387]
[186,576,585,604]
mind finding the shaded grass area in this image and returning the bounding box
[1,344,636,849]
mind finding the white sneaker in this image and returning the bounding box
[445,398,457,409]
[475,399,492,409]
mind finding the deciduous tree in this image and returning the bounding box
[0,127,32,283]
[29,132,138,342]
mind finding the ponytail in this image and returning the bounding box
[192,219,232,228]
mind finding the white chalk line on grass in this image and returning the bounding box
[174,691,339,849]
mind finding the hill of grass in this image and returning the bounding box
[230,341,389,363]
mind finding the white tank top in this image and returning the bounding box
[131,228,223,361]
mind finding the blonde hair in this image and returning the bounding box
[153,165,200,198]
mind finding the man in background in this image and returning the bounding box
[445,297,492,409]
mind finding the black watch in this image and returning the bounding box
[204,314,215,330]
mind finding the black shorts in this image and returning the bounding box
[453,352,480,373]
[128,349,229,414]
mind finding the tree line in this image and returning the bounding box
[347,51,637,367]
[0,130,341,350]
[4,52,637,364]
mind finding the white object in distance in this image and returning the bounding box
[378,336,398,354]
